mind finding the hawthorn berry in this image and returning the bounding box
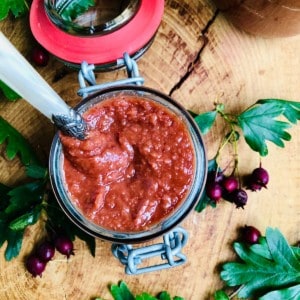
[242,225,261,244]
[31,46,49,67]
[206,182,223,202]
[26,255,47,277]
[54,235,74,259]
[247,167,269,191]
[222,176,239,193]
[228,188,248,208]
[36,241,55,262]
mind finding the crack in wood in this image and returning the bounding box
[168,9,219,97]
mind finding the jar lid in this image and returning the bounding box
[30,0,164,68]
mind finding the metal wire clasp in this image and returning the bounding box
[77,53,144,98]
[111,227,188,275]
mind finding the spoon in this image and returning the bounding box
[0,31,86,139]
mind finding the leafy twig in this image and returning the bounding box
[95,281,184,300]
[0,117,95,260]
[215,227,300,300]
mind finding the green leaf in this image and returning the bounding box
[258,99,300,124]
[213,290,230,300]
[249,237,273,260]
[0,0,29,20]
[237,102,292,156]
[265,227,300,272]
[292,246,300,259]
[0,116,40,165]
[110,281,135,300]
[259,284,300,300]
[59,0,95,21]
[195,159,218,212]
[0,80,20,100]
[220,227,300,299]
[9,205,42,231]
[136,293,157,300]
[193,110,217,135]
[25,165,48,179]
[157,292,171,300]
[5,229,24,261]
[5,180,45,217]
[0,183,11,211]
[233,242,275,268]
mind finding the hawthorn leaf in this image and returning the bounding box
[135,293,157,300]
[265,227,300,272]
[25,164,48,179]
[157,292,171,300]
[259,284,300,300]
[220,227,300,299]
[0,0,29,20]
[258,99,300,124]
[213,290,230,300]
[0,116,39,165]
[237,102,292,156]
[0,80,20,100]
[193,110,217,135]
[5,229,24,261]
[9,205,42,231]
[0,183,11,211]
[110,281,135,300]
[5,181,45,216]
[233,242,275,268]
[59,0,95,21]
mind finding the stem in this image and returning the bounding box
[215,104,240,178]
[229,285,244,299]
[215,130,235,167]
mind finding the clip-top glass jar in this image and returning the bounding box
[44,0,141,36]
[49,85,207,244]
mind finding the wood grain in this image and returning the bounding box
[0,0,299,299]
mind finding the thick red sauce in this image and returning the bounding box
[60,95,195,232]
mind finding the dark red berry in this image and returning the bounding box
[247,182,263,192]
[206,182,223,202]
[26,255,46,277]
[55,236,74,259]
[36,241,55,262]
[207,171,224,184]
[222,176,239,193]
[228,188,248,208]
[31,46,49,66]
[251,167,269,186]
[242,225,261,244]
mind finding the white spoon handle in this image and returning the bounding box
[0,31,70,119]
[0,32,86,139]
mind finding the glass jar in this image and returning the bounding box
[44,0,141,36]
[49,86,207,243]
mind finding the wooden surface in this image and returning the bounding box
[0,0,300,299]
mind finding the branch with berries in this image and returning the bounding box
[190,99,300,212]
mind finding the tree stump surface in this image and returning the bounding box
[0,0,299,299]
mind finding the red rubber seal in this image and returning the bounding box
[30,0,164,66]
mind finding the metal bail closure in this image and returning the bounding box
[111,227,189,275]
[77,52,144,98]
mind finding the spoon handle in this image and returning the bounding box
[0,31,70,120]
[0,32,86,139]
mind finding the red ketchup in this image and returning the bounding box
[60,95,195,232]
